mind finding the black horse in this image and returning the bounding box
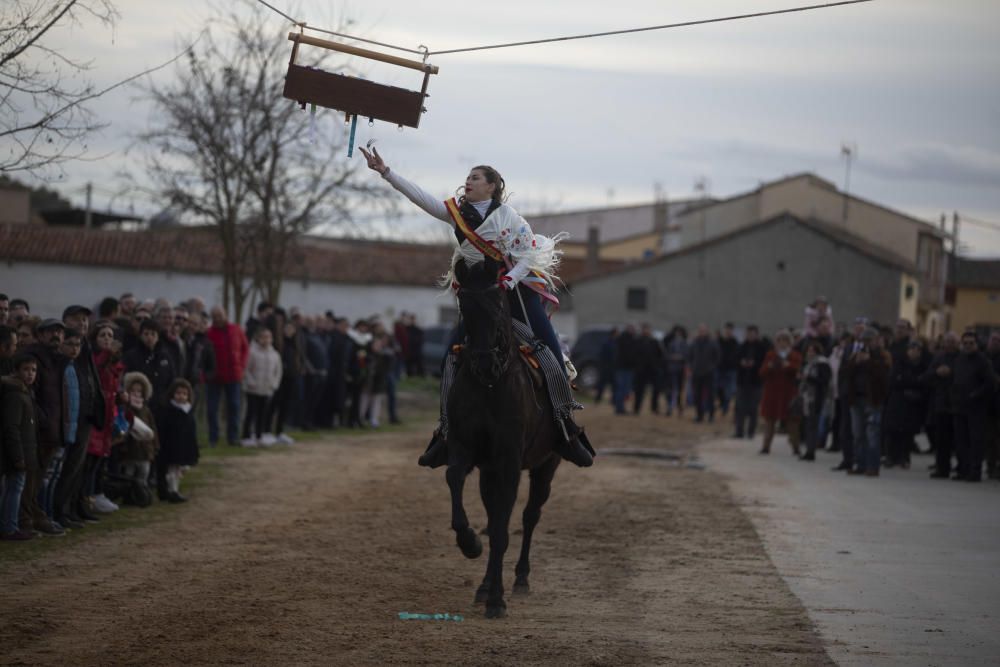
[446,257,563,619]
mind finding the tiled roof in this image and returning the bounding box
[0,224,616,287]
[950,258,1000,289]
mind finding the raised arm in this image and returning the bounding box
[359,146,450,223]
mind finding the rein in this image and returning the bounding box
[457,283,514,387]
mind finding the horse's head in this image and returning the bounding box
[455,257,512,386]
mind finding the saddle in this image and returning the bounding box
[450,341,544,390]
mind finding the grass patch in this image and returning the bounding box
[0,378,441,565]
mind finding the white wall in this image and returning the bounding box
[0,261,452,327]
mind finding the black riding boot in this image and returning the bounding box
[418,429,449,468]
[556,415,595,467]
[420,350,458,469]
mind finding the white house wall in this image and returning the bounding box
[0,261,451,326]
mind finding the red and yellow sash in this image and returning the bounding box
[444,197,559,310]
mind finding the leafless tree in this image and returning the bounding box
[0,0,120,173]
[140,7,387,320]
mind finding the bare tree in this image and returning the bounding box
[0,0,119,173]
[141,7,387,320]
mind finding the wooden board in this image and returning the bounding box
[283,64,425,128]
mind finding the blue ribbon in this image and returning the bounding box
[347,114,358,157]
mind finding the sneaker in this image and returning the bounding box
[240,437,259,448]
[91,494,119,513]
[59,516,85,529]
[36,521,66,537]
[0,530,35,541]
[276,433,295,445]
[77,503,100,523]
[260,433,277,446]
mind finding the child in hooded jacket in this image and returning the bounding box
[241,328,282,447]
[118,371,159,499]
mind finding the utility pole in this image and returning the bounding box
[840,143,856,223]
[84,182,93,230]
[951,210,960,258]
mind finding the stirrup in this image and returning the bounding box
[418,428,449,468]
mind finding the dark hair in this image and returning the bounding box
[12,353,36,370]
[89,319,119,345]
[806,342,823,355]
[63,327,82,341]
[961,330,978,342]
[138,319,161,336]
[9,298,29,312]
[461,165,507,205]
[0,325,14,347]
[98,297,119,318]
[747,324,759,333]
[0,293,8,302]
[257,302,273,314]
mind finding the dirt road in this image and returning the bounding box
[0,398,830,666]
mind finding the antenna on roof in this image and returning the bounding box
[840,141,857,222]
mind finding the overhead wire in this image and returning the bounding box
[249,0,875,58]
[960,215,1000,232]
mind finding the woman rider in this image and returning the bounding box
[359,146,593,468]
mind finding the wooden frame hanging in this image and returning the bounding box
[283,32,439,129]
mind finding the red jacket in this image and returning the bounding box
[87,349,124,458]
[759,349,802,421]
[206,322,249,384]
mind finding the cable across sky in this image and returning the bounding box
[252,0,876,58]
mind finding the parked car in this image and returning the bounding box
[421,324,453,377]
[570,326,614,389]
[570,325,665,389]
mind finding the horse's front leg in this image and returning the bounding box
[446,454,481,559]
[514,455,560,594]
[479,460,521,619]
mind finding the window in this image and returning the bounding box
[626,287,648,311]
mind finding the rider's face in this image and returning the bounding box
[464,169,495,203]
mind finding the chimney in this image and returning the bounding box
[586,225,600,275]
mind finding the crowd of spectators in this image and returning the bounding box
[593,296,1000,482]
[0,291,426,541]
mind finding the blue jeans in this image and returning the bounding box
[850,401,882,473]
[613,370,634,414]
[207,382,242,445]
[1,471,27,533]
[717,369,737,414]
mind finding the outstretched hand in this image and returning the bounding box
[359,146,387,175]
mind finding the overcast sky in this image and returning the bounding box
[16,0,1000,256]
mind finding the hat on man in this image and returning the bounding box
[37,318,66,332]
[860,327,879,341]
[62,304,92,320]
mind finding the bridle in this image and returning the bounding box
[457,282,512,388]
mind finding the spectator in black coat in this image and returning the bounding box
[633,323,664,414]
[123,320,176,404]
[734,325,769,439]
[950,332,997,482]
[923,332,960,479]
[884,340,928,468]
[613,324,640,415]
[717,323,741,416]
[155,378,199,503]
[986,332,1000,480]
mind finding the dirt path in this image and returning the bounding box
[0,400,831,666]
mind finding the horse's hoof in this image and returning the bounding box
[512,580,530,595]
[474,586,489,604]
[485,604,507,619]
[456,529,483,559]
